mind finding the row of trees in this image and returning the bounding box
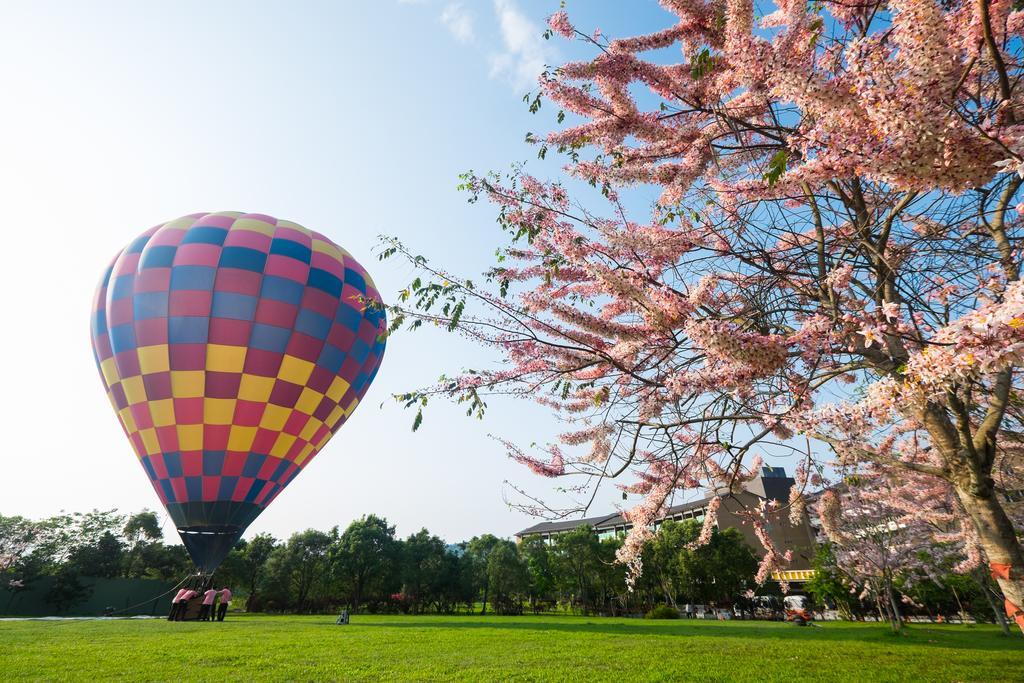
[0,510,192,612]
[217,515,759,616]
[2,509,761,616]
[2,507,1014,624]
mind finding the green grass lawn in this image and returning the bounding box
[0,614,1021,682]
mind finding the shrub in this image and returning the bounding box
[645,604,680,620]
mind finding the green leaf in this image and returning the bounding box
[690,49,713,80]
[448,300,465,331]
[808,17,823,49]
[763,150,789,187]
[527,91,543,114]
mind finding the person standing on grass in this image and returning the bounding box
[200,587,217,621]
[167,588,188,621]
[175,588,199,621]
[216,587,231,622]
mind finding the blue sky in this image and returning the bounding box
[0,1,678,543]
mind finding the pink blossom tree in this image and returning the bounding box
[383,0,1024,630]
[816,466,982,631]
[818,464,1024,632]
[0,515,38,574]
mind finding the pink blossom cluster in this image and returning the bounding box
[906,281,1024,392]
[501,438,566,478]
[795,281,1024,443]
[547,11,574,39]
[687,495,721,550]
[540,0,1016,205]
[685,320,789,379]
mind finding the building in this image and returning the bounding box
[515,466,819,578]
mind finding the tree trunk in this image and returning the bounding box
[974,569,1012,636]
[248,573,259,612]
[950,583,968,624]
[874,592,887,626]
[579,574,588,616]
[885,578,903,633]
[953,485,1024,634]
[352,580,362,615]
[915,586,934,623]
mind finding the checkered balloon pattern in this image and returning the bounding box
[90,212,386,569]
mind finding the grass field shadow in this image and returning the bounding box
[351,617,1023,652]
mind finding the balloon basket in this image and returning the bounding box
[170,572,216,622]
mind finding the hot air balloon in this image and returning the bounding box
[90,212,386,573]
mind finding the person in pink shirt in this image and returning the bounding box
[167,588,188,621]
[216,587,232,622]
[199,587,218,621]
[175,589,199,621]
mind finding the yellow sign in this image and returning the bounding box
[771,570,816,582]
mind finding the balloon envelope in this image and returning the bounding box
[90,212,386,572]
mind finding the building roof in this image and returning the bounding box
[515,497,711,538]
[515,513,620,538]
[515,466,804,539]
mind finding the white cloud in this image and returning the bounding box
[440,3,475,44]
[488,0,555,93]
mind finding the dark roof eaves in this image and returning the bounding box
[515,496,715,537]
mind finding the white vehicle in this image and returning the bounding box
[783,595,812,624]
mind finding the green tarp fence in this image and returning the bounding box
[3,576,178,617]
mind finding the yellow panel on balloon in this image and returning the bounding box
[177,424,204,451]
[278,355,314,385]
[232,217,276,236]
[121,376,147,406]
[326,377,349,402]
[138,428,160,456]
[100,357,120,386]
[270,433,296,458]
[227,425,258,452]
[149,399,176,427]
[298,418,323,442]
[238,374,275,402]
[295,388,323,415]
[294,443,315,465]
[137,345,170,375]
[206,344,247,373]
[204,398,236,425]
[259,405,291,431]
[171,371,205,398]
